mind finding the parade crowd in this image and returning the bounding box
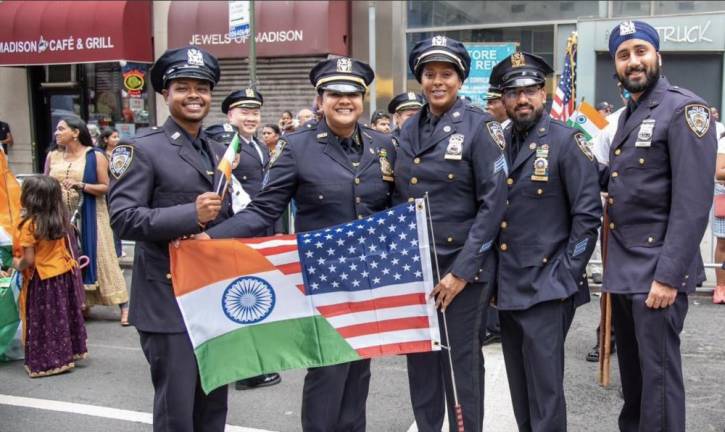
[5,18,723,432]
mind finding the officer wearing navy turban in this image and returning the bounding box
[604,20,716,432]
[394,35,508,432]
[109,46,231,431]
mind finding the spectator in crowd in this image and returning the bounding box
[596,101,613,116]
[297,108,315,128]
[13,175,87,377]
[370,110,391,133]
[261,124,281,154]
[0,119,12,153]
[712,111,725,304]
[98,128,124,257]
[386,92,424,139]
[278,110,296,134]
[45,118,129,326]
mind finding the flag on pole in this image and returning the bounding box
[216,133,241,190]
[566,101,609,141]
[0,151,21,268]
[170,200,441,393]
[551,32,578,122]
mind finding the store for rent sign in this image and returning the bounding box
[459,43,518,107]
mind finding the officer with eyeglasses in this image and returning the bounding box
[490,51,602,431]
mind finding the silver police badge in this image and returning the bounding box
[619,21,636,36]
[110,145,134,179]
[444,134,464,160]
[336,57,352,73]
[245,88,255,98]
[635,119,655,147]
[486,121,506,151]
[187,48,204,66]
[685,104,711,138]
[432,35,447,47]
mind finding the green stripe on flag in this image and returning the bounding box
[0,279,19,358]
[195,315,361,394]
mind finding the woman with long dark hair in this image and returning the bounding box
[45,117,129,325]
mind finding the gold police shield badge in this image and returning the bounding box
[685,104,710,138]
[378,148,394,182]
[486,121,506,151]
[110,145,134,179]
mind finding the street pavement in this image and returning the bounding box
[1,287,724,431]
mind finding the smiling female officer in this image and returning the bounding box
[201,57,397,432]
[392,35,508,432]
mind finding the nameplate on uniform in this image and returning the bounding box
[444,134,464,160]
[635,119,655,147]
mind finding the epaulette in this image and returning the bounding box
[667,85,696,98]
[465,104,486,115]
[134,126,164,139]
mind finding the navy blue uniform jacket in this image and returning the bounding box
[109,118,233,333]
[603,77,716,294]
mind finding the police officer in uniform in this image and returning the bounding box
[199,57,397,432]
[393,35,508,432]
[490,52,601,431]
[387,92,425,139]
[604,21,716,432]
[206,90,283,389]
[108,47,230,431]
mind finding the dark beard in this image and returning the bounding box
[618,62,660,93]
[508,103,544,132]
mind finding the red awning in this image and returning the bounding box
[0,1,153,66]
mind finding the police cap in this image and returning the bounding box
[490,51,553,90]
[484,84,503,101]
[387,92,425,114]
[309,57,374,94]
[408,35,471,82]
[204,123,237,147]
[222,88,264,114]
[150,46,221,93]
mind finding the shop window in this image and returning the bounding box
[654,1,725,14]
[407,1,600,28]
[45,65,74,83]
[611,1,651,17]
[84,62,151,139]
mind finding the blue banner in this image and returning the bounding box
[459,43,518,107]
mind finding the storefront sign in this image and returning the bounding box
[168,1,349,58]
[459,43,518,107]
[0,1,153,66]
[122,69,145,96]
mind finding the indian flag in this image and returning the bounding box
[216,133,241,185]
[0,151,20,268]
[171,201,441,394]
[566,101,609,141]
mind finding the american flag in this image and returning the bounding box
[296,200,440,356]
[551,32,578,121]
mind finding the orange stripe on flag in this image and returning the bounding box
[316,293,427,317]
[170,239,277,296]
[337,316,430,338]
[579,101,609,129]
[356,340,433,357]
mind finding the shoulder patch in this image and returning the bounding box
[574,133,594,161]
[269,139,287,167]
[486,121,506,151]
[685,104,710,138]
[110,145,134,179]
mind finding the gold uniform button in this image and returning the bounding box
[639,158,645,165]
[355,177,360,185]
[474,276,479,281]
[647,236,654,243]
[614,148,621,156]
[612,171,619,178]
[506,178,514,185]
[537,188,543,195]
[447,237,454,243]
[413,157,421,164]
[166,273,172,280]
[500,243,508,251]
[448,173,455,180]
[318,194,324,200]
[542,257,548,263]
[608,197,614,205]
[408,197,415,203]
[500,221,508,229]
[358,215,364,220]
[355,197,361,204]
[242,175,248,180]
[411,177,418,185]
[609,222,615,230]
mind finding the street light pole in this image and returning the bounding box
[249,0,256,88]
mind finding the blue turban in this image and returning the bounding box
[608,20,660,57]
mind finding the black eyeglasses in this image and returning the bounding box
[502,86,542,100]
